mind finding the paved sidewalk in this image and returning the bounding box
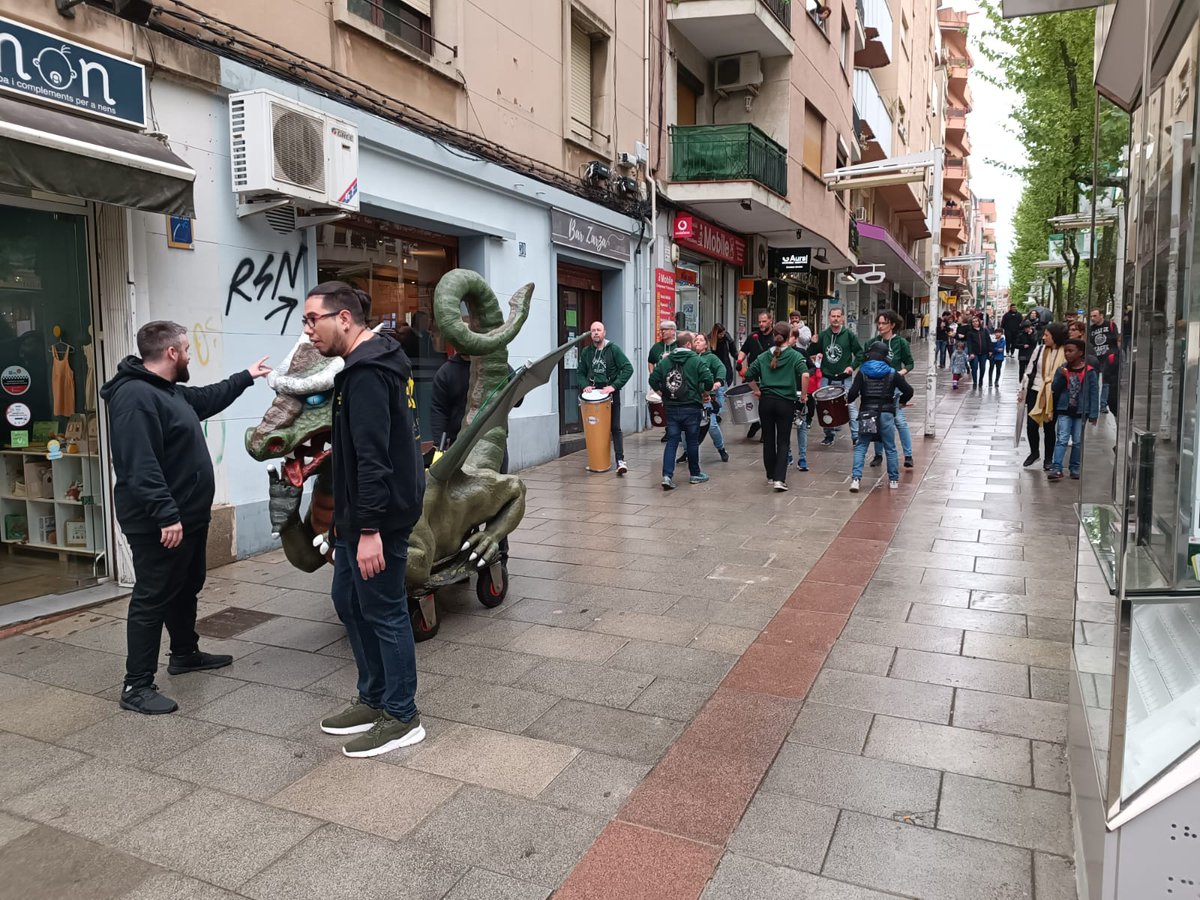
[0,351,1078,900]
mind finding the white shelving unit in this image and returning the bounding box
[1,449,105,560]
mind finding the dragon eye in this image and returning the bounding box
[304,393,329,407]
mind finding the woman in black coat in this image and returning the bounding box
[960,315,992,389]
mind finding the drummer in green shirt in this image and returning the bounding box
[578,320,635,476]
[806,306,863,445]
[648,319,678,443]
[868,309,915,469]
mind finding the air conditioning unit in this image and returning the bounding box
[714,52,763,95]
[229,89,360,211]
[744,235,769,279]
[853,206,868,222]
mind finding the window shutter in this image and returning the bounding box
[803,105,823,174]
[403,0,431,17]
[570,26,593,134]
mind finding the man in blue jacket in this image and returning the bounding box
[1048,338,1099,482]
[304,282,428,758]
[101,322,271,715]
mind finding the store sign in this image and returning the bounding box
[551,210,630,261]
[654,268,675,336]
[0,16,147,128]
[1,365,30,396]
[770,247,812,275]
[672,214,745,266]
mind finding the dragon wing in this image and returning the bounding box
[427,334,589,483]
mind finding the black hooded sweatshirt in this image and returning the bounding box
[332,333,425,541]
[99,357,253,536]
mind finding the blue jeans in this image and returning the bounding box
[331,536,419,721]
[1052,415,1084,475]
[936,340,948,367]
[664,404,702,478]
[854,412,898,481]
[822,377,859,442]
[795,414,808,466]
[706,387,726,451]
[874,390,912,459]
[1099,379,1110,412]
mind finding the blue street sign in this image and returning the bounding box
[0,15,146,128]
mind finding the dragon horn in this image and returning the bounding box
[434,269,532,356]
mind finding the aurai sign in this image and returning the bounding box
[0,15,147,128]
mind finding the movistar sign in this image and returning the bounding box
[0,15,146,128]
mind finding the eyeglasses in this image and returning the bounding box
[301,311,339,330]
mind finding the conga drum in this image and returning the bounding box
[813,384,850,428]
[580,388,613,472]
[646,390,667,428]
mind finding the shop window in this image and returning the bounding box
[316,217,457,444]
[348,0,432,54]
[803,104,825,177]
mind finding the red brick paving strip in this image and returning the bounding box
[554,440,950,899]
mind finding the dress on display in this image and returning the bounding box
[51,344,75,417]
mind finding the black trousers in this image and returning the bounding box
[759,393,794,483]
[610,388,625,461]
[1025,390,1055,466]
[125,525,208,689]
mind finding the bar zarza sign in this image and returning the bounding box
[673,214,745,266]
[0,16,146,128]
[551,210,631,261]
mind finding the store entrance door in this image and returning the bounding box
[556,262,602,437]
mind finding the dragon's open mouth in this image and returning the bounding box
[282,430,332,488]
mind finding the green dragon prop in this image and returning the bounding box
[245,269,578,635]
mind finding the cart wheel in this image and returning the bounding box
[409,593,439,641]
[476,563,509,608]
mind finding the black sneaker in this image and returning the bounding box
[119,684,178,715]
[1022,452,1040,468]
[167,650,234,675]
[718,448,729,462]
[660,433,669,443]
[677,453,688,464]
[904,456,914,468]
[870,456,883,468]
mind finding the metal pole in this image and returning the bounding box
[925,149,944,438]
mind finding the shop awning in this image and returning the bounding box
[856,220,928,295]
[0,96,195,217]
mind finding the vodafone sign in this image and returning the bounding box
[672,214,746,266]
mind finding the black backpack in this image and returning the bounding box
[663,358,689,402]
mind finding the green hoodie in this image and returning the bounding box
[648,339,676,369]
[811,327,864,378]
[870,334,914,372]
[700,350,726,387]
[578,340,633,390]
[747,346,809,400]
[649,348,713,406]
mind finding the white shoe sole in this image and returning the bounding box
[342,724,427,757]
[320,721,377,736]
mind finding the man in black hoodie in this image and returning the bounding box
[101,321,271,715]
[304,282,427,759]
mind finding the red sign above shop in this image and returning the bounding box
[654,268,676,337]
[672,214,746,266]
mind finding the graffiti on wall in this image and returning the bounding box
[225,241,308,335]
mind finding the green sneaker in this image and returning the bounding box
[320,696,380,735]
[342,712,426,758]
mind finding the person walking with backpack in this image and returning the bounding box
[680,332,729,463]
[578,320,634,475]
[847,342,914,493]
[650,331,715,490]
[1048,338,1099,481]
[988,328,1006,386]
[747,322,810,492]
[648,320,678,444]
[807,306,864,445]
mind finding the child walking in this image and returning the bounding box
[1048,338,1099,481]
[949,340,968,389]
[989,329,1006,386]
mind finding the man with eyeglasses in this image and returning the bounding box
[807,306,864,446]
[304,282,427,758]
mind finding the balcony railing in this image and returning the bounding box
[669,123,788,196]
[855,0,893,68]
[759,0,791,29]
[853,69,892,157]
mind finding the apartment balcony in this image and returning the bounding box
[853,69,892,159]
[944,156,969,186]
[666,0,794,59]
[949,129,972,157]
[938,8,970,28]
[855,0,892,69]
[946,106,968,134]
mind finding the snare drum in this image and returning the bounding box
[813,384,849,428]
[646,390,667,428]
[725,384,758,425]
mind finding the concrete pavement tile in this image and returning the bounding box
[59,710,223,769]
[431,617,535,650]
[824,811,1032,900]
[537,750,651,818]
[685,687,801,762]
[608,639,737,685]
[665,596,775,630]
[906,603,1027,636]
[891,649,1030,697]
[242,823,466,900]
[922,568,1026,594]
[420,642,545,685]
[249,588,340,622]
[0,635,79,675]
[118,670,244,710]
[757,608,848,652]
[807,669,954,724]
[784,581,865,616]
[975,556,1068,578]
[121,872,246,900]
[824,640,895,676]
[840,618,963,654]
[864,715,1032,785]
[761,743,940,823]
[690,623,761,655]
[1031,666,1071,702]
[264,567,335,593]
[883,549,978,571]
[226,645,345,689]
[23,645,124,694]
[848,596,911,622]
[499,597,603,630]
[787,702,874,754]
[443,868,550,900]
[970,591,1074,619]
[861,581,971,608]
[0,825,159,900]
[513,658,654,708]
[524,699,682,765]
[953,690,1068,743]
[5,757,192,842]
[962,632,1072,670]
[406,723,577,798]
[196,576,290,609]
[937,772,1073,855]
[408,785,605,887]
[931,539,1025,560]
[421,676,557,733]
[555,820,720,900]
[727,792,838,873]
[55,618,128,654]
[0,679,116,740]
[155,728,332,800]
[300,660,360,698]
[234,617,344,652]
[0,811,35,849]
[0,731,87,801]
[505,624,628,663]
[1027,616,1075,641]
[701,852,899,900]
[25,610,113,639]
[627,677,717,721]
[588,609,705,646]
[188,683,343,738]
[1034,852,1078,900]
[722,644,826,699]
[1032,740,1070,793]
